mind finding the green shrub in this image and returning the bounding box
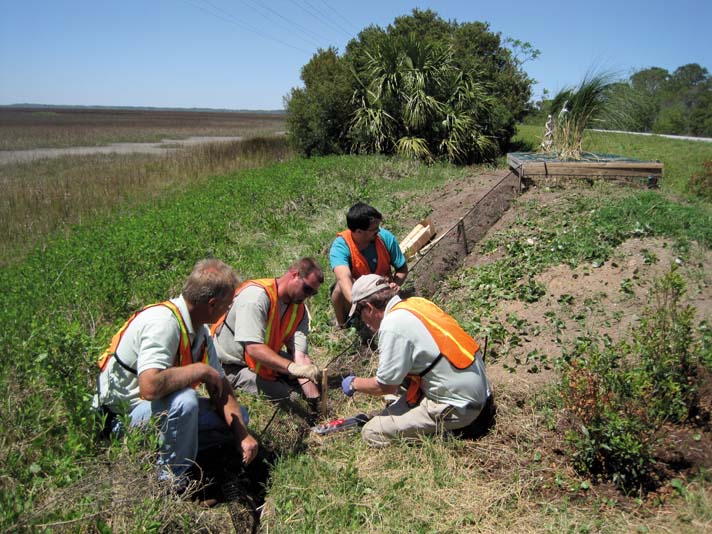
[629,269,698,423]
[688,160,712,201]
[285,9,537,163]
[560,269,704,493]
[560,340,656,493]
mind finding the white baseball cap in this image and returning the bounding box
[348,274,391,317]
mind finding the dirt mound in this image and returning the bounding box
[406,173,712,501]
[407,169,519,296]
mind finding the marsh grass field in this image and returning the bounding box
[1,112,712,532]
[0,107,286,150]
[0,107,289,264]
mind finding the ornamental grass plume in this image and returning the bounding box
[548,72,616,160]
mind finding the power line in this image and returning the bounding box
[234,0,332,48]
[315,0,361,35]
[183,0,312,54]
[290,0,353,41]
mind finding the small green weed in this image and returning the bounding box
[688,160,712,201]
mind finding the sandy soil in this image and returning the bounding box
[0,136,243,165]
[407,174,712,485]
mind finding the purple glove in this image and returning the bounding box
[341,375,356,397]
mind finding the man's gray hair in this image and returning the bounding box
[182,259,239,304]
[362,285,396,310]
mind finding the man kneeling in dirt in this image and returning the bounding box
[212,257,322,410]
[94,259,259,491]
[340,274,494,446]
[330,202,408,328]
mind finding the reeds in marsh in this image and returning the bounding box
[0,137,292,264]
[0,107,286,150]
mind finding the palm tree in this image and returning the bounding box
[349,33,497,164]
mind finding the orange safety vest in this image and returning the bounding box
[211,279,305,381]
[391,298,480,406]
[337,230,391,279]
[97,300,206,376]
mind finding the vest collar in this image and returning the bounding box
[383,295,402,317]
[173,295,195,339]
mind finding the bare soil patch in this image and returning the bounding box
[407,168,520,296]
[401,172,712,510]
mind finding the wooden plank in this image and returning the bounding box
[509,153,663,176]
[518,161,663,177]
[400,219,436,259]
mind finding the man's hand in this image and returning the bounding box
[341,375,356,397]
[240,434,259,465]
[287,362,321,384]
[202,365,224,399]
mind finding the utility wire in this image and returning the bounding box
[290,0,353,40]
[301,0,353,38]
[233,0,332,48]
[316,0,361,35]
[183,0,312,54]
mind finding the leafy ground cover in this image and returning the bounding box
[1,126,711,532]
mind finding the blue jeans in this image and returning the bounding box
[123,388,248,485]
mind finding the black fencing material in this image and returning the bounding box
[409,171,521,297]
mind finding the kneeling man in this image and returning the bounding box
[95,259,258,489]
[341,275,492,446]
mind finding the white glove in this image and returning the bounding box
[287,362,321,384]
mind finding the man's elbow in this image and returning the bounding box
[139,383,161,401]
[138,372,162,401]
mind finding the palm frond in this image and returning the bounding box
[395,136,433,162]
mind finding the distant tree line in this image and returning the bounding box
[284,9,538,164]
[527,64,712,138]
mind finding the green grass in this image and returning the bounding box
[0,154,467,530]
[0,137,294,265]
[2,126,711,531]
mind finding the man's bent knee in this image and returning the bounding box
[158,388,200,419]
[362,418,394,447]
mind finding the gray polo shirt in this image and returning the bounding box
[213,284,309,366]
[96,295,224,413]
[375,296,491,412]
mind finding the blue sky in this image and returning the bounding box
[1,0,709,110]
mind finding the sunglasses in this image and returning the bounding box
[301,279,319,296]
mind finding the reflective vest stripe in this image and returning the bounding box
[337,230,391,278]
[98,301,206,374]
[238,279,305,381]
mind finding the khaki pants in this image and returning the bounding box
[362,395,480,447]
[223,364,297,402]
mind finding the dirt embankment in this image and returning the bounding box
[406,173,712,485]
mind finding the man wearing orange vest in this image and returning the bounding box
[340,274,493,446]
[212,257,323,404]
[329,203,408,328]
[94,259,258,491]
